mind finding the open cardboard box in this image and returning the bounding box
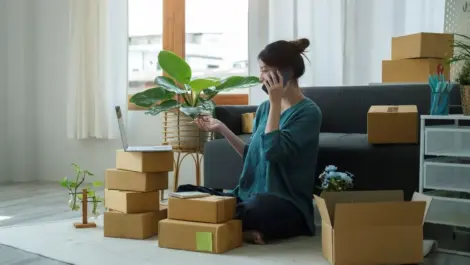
[313,190,431,265]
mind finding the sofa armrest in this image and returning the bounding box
[214,105,258,137]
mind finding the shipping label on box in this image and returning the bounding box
[168,196,236,224]
[158,219,242,254]
[104,189,159,213]
[367,105,418,144]
[391,32,454,60]
[105,168,168,192]
[382,58,450,83]
[115,149,174,173]
[314,190,431,265]
[104,208,167,239]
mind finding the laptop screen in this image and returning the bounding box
[115,106,128,150]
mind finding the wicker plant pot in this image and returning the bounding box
[162,110,212,153]
[460,85,470,115]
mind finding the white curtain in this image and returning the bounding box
[249,0,446,104]
[67,0,128,139]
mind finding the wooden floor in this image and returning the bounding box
[0,182,470,265]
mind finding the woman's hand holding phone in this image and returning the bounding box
[262,70,284,105]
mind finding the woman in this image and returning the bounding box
[178,38,322,244]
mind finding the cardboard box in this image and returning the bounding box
[104,189,159,213]
[104,208,167,239]
[314,190,431,265]
[391,32,454,60]
[105,168,168,192]
[168,196,236,223]
[158,219,242,254]
[367,105,418,144]
[115,149,174,173]
[382,58,450,83]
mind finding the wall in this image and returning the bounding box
[34,0,198,188]
[1,0,38,183]
[0,1,7,182]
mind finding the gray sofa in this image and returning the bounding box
[203,84,461,200]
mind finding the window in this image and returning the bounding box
[185,0,249,94]
[128,0,163,96]
[127,0,250,110]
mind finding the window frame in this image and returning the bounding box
[127,0,249,111]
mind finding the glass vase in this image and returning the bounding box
[68,192,80,211]
[430,91,450,115]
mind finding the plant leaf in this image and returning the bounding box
[145,99,180,116]
[179,107,204,119]
[158,50,192,84]
[72,163,81,173]
[188,78,220,94]
[215,76,260,92]
[92,181,103,187]
[154,76,186,94]
[59,177,69,187]
[84,170,94,176]
[130,87,176,108]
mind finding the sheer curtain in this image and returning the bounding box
[249,0,446,104]
[67,0,128,140]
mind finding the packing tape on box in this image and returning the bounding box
[196,232,213,252]
[387,106,399,113]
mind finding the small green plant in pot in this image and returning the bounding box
[130,50,260,118]
[449,33,470,115]
[59,163,103,215]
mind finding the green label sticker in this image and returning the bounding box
[196,232,213,252]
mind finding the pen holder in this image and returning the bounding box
[430,91,450,115]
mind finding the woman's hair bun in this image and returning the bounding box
[290,38,310,53]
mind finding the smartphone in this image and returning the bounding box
[262,69,292,94]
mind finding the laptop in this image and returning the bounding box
[115,106,173,152]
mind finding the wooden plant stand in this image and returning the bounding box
[73,189,96,229]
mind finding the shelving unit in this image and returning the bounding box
[420,115,470,256]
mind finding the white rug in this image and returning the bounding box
[0,218,327,265]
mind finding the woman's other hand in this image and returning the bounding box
[263,70,284,105]
[194,115,225,133]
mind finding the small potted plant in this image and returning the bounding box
[59,163,103,218]
[318,165,354,192]
[449,34,470,115]
[130,50,260,150]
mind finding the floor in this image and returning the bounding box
[1,182,470,265]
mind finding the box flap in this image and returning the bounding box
[334,201,426,227]
[368,105,417,114]
[412,192,433,224]
[313,195,331,225]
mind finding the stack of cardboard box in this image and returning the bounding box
[103,149,174,240]
[158,195,243,254]
[382,32,454,83]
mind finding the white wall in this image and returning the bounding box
[1,0,197,188]
[0,1,7,183]
[1,0,38,183]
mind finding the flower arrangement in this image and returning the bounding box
[318,165,354,192]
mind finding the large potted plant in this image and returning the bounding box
[130,50,260,150]
[450,34,470,115]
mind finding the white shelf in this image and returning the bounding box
[424,191,470,228]
[421,115,470,121]
[425,125,470,133]
[420,114,470,233]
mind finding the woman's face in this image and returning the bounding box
[258,60,277,82]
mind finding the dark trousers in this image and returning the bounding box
[176,184,311,242]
